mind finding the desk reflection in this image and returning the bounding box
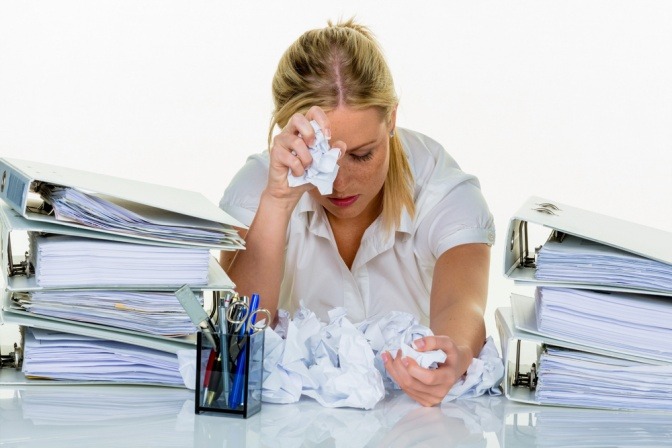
[0,386,193,447]
[3,385,672,448]
[194,391,504,448]
[500,404,672,448]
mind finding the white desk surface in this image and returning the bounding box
[1,381,670,448]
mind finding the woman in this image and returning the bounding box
[220,19,494,406]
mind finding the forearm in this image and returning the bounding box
[429,243,490,373]
[226,190,295,319]
[430,302,486,372]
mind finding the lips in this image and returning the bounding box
[328,195,359,207]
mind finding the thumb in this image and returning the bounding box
[413,335,450,352]
[412,336,430,352]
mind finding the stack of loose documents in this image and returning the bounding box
[30,234,210,287]
[22,328,184,385]
[536,234,672,293]
[40,185,243,248]
[10,290,201,336]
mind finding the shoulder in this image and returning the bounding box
[219,151,270,227]
[397,128,491,228]
[397,128,462,186]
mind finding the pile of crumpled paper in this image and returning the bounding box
[261,305,503,409]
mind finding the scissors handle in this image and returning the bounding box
[248,308,271,333]
[226,301,249,332]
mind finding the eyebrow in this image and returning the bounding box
[347,139,378,152]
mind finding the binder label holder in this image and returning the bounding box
[195,329,264,418]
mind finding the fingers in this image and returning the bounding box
[283,106,330,147]
[382,350,459,407]
[272,107,336,176]
[304,106,346,158]
[305,105,330,140]
[267,105,341,199]
[413,335,452,352]
[273,132,312,177]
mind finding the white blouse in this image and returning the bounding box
[220,128,495,326]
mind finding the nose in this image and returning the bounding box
[332,166,348,193]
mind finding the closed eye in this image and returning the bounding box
[350,152,373,162]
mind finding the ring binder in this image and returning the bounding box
[0,157,247,250]
[504,196,672,296]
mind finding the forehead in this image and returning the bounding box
[326,106,386,147]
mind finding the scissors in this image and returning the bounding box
[225,294,271,334]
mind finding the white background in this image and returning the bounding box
[1,1,671,350]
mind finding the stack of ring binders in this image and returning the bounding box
[0,157,246,386]
[496,196,672,411]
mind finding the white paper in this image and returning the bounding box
[536,346,672,410]
[11,290,201,336]
[536,286,672,362]
[40,185,244,247]
[442,336,504,402]
[536,234,672,293]
[260,306,502,409]
[30,233,210,287]
[177,306,504,408]
[287,120,340,195]
[23,328,184,385]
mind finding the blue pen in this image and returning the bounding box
[228,293,260,409]
[247,293,261,333]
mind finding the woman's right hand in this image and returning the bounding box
[266,105,346,205]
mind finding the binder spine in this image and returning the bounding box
[495,308,539,396]
[0,161,29,211]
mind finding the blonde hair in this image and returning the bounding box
[269,18,415,231]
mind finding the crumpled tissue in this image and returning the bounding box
[287,120,340,195]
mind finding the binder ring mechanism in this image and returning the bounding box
[513,340,537,390]
[6,234,33,278]
[513,203,566,269]
[0,342,23,370]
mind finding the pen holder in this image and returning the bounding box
[195,329,264,418]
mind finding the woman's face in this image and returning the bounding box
[309,105,394,224]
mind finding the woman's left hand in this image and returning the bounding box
[382,335,474,407]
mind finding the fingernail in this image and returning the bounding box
[401,358,409,368]
[381,352,390,364]
[324,128,331,139]
[414,338,425,349]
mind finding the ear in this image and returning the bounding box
[388,105,398,134]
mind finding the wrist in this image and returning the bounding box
[455,344,475,376]
[259,189,300,216]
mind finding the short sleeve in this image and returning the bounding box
[415,180,495,261]
[219,153,269,227]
